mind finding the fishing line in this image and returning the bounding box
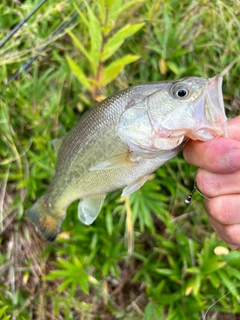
[184,184,196,205]
[184,133,225,205]
[185,183,210,205]
[195,188,210,200]
[202,291,230,320]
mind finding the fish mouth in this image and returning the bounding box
[187,75,227,140]
[206,76,225,117]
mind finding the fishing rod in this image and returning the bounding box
[1,1,83,85]
[0,0,48,49]
[8,10,79,83]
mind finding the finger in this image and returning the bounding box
[208,214,240,248]
[226,116,240,141]
[205,195,240,226]
[183,137,240,173]
[183,116,240,173]
[196,169,240,198]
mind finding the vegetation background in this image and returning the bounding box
[0,0,240,319]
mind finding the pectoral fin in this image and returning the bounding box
[121,175,150,197]
[78,194,106,225]
[89,153,134,171]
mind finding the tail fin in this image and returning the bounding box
[26,198,64,241]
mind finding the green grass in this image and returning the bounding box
[0,0,240,319]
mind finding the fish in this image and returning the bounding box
[26,76,227,241]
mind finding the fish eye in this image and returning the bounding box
[171,84,191,99]
[176,89,188,97]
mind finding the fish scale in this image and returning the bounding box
[26,76,227,241]
[46,90,131,203]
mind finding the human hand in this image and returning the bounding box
[183,116,240,249]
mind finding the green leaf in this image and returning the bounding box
[85,2,102,74]
[104,0,114,7]
[155,268,174,276]
[58,278,73,292]
[166,306,188,320]
[107,0,122,22]
[209,272,220,288]
[0,307,10,320]
[102,23,144,61]
[45,258,90,295]
[106,209,113,235]
[132,252,146,262]
[97,0,107,25]
[226,267,240,282]
[99,54,140,86]
[108,0,143,22]
[144,301,163,320]
[217,269,238,296]
[192,273,201,296]
[66,55,93,92]
[186,267,200,274]
[99,64,122,87]
[67,30,93,69]
[200,257,225,275]
[73,2,89,28]
[157,293,180,305]
[223,250,240,263]
[78,274,89,294]
[167,61,180,74]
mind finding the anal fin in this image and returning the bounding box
[78,194,106,225]
[121,175,150,197]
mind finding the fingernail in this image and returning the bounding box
[226,149,240,170]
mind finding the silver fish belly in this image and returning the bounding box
[26,76,227,241]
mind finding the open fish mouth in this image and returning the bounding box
[206,76,225,118]
[188,75,227,140]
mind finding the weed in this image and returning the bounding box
[0,0,239,319]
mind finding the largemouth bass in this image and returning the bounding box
[26,76,227,241]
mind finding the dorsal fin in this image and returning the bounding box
[51,137,64,154]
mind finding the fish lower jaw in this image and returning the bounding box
[185,126,226,141]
